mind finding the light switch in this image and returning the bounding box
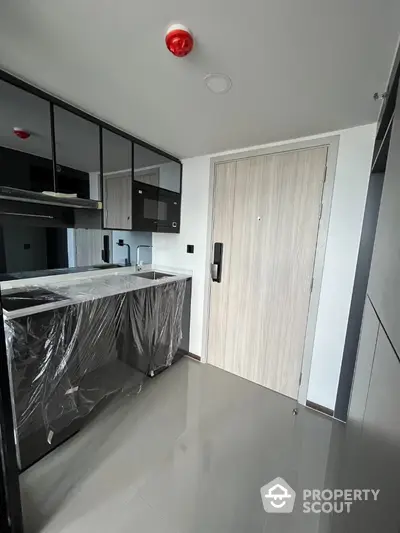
[187,245,194,254]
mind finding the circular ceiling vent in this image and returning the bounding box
[204,73,232,94]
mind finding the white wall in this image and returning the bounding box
[153,123,376,410]
[307,125,376,409]
[154,156,211,356]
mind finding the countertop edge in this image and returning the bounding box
[2,266,192,321]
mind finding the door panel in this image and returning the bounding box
[208,161,237,370]
[208,147,327,398]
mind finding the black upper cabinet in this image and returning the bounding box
[102,129,133,230]
[133,143,181,194]
[0,80,53,192]
[54,107,101,199]
[131,142,181,232]
[0,71,182,233]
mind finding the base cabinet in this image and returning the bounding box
[6,278,191,471]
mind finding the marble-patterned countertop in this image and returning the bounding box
[1,265,192,320]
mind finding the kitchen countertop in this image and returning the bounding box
[1,265,192,320]
[0,264,123,282]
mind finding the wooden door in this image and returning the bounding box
[208,147,327,398]
[103,174,132,230]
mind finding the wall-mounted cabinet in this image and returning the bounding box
[0,71,182,233]
[131,143,181,232]
[0,80,53,192]
[101,135,182,233]
[53,106,101,199]
[102,129,133,230]
[133,144,181,193]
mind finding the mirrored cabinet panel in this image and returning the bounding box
[54,106,101,199]
[0,80,53,192]
[102,129,133,230]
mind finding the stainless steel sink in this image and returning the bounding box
[133,271,174,280]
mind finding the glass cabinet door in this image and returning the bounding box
[133,143,181,194]
[54,106,101,199]
[0,80,53,192]
[102,129,133,230]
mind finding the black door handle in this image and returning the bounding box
[211,243,223,283]
[102,234,110,263]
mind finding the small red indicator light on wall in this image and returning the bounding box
[165,24,194,57]
[13,127,31,140]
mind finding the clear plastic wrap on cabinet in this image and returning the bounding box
[4,278,187,462]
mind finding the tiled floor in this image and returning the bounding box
[20,358,400,533]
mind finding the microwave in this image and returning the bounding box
[131,182,180,233]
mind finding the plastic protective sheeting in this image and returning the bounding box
[4,278,187,467]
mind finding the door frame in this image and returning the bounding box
[202,136,340,404]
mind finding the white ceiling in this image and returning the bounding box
[0,0,399,159]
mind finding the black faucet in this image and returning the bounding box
[116,239,131,266]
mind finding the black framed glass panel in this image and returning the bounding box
[54,107,100,199]
[133,143,180,193]
[0,80,53,193]
[102,130,133,230]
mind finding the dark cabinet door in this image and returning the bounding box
[131,182,159,231]
[0,80,53,192]
[8,308,79,470]
[54,106,101,199]
[156,189,180,232]
[102,129,133,230]
[133,143,181,193]
[132,142,181,231]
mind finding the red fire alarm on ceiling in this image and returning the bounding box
[13,127,31,140]
[165,24,194,57]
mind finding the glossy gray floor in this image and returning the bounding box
[20,358,400,533]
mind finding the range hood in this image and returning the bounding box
[0,186,102,210]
